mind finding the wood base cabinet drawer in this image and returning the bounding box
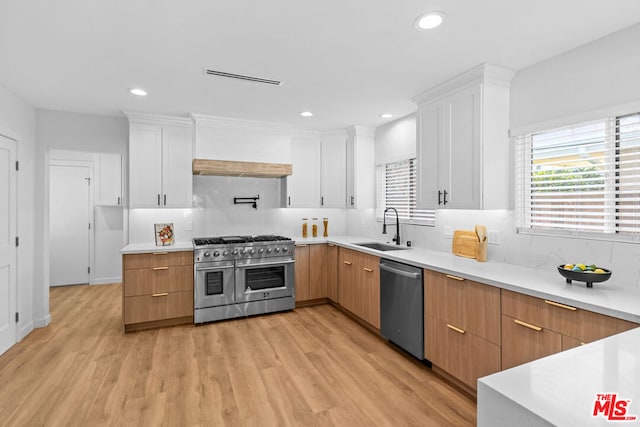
[123,251,193,269]
[124,290,193,325]
[425,315,501,389]
[501,314,562,370]
[124,265,193,296]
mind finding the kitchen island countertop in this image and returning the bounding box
[121,241,194,254]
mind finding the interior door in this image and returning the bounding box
[0,135,17,355]
[49,163,91,286]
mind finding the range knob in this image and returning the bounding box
[239,248,247,255]
[223,250,230,257]
[274,247,281,253]
[282,247,289,253]
[203,252,211,258]
[258,248,265,254]
[248,248,256,255]
[213,251,220,257]
[266,248,272,254]
[232,249,239,256]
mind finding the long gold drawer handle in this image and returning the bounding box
[514,319,542,332]
[152,252,168,255]
[544,300,577,311]
[343,261,352,265]
[446,324,465,334]
[152,267,169,271]
[363,267,373,272]
[297,244,308,247]
[446,274,464,281]
[152,293,168,297]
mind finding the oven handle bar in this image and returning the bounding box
[236,259,295,268]
[195,263,235,271]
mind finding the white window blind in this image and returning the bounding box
[376,158,435,225]
[516,112,640,240]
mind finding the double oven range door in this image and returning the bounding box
[235,258,295,303]
[194,260,235,309]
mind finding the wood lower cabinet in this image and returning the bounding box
[423,269,501,389]
[338,247,380,329]
[326,244,339,302]
[295,243,328,302]
[501,289,638,369]
[122,250,193,332]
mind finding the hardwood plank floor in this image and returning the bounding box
[0,284,476,426]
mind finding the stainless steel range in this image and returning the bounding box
[193,235,295,324]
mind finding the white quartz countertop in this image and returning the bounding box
[322,235,640,324]
[477,327,640,426]
[121,241,194,254]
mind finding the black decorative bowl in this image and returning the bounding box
[557,265,612,288]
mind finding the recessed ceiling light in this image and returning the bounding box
[414,11,446,30]
[380,113,393,119]
[128,88,147,96]
[300,111,313,117]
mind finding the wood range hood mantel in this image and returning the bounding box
[192,159,293,178]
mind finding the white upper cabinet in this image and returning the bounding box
[95,153,122,206]
[412,64,514,210]
[346,126,375,209]
[286,130,346,208]
[127,114,193,209]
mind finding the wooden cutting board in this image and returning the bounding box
[452,230,478,259]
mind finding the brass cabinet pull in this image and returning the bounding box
[152,267,169,271]
[446,324,465,334]
[343,261,352,265]
[544,300,577,311]
[297,244,308,247]
[514,319,542,332]
[446,274,465,281]
[363,267,373,273]
[152,252,168,255]
[152,293,168,297]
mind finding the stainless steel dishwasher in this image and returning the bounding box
[380,259,424,360]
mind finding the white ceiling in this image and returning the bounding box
[1,1,640,130]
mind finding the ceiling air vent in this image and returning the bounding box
[204,69,283,86]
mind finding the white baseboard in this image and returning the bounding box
[18,321,34,341]
[34,314,51,329]
[91,276,122,285]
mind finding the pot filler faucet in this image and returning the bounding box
[382,207,400,245]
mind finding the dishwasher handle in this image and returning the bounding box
[380,262,421,280]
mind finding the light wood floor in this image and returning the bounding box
[0,284,476,426]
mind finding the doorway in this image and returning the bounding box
[0,134,17,355]
[49,160,94,287]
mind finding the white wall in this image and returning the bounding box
[0,82,39,339]
[36,110,128,286]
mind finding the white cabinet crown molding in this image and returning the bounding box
[124,112,193,127]
[410,63,515,105]
[191,113,292,135]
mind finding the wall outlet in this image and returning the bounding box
[185,221,193,231]
[487,230,501,245]
[443,225,453,238]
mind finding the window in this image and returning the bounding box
[376,158,435,225]
[516,112,640,240]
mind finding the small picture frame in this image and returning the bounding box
[155,223,174,246]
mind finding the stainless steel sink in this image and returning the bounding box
[355,242,410,251]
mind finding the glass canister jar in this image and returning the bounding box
[302,218,308,238]
[312,217,319,238]
[323,217,329,237]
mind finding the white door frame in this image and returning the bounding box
[0,133,18,355]
[48,157,95,286]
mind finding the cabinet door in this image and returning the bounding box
[130,124,163,208]
[96,153,122,206]
[309,244,327,299]
[321,137,346,208]
[501,314,562,370]
[443,85,481,209]
[346,137,356,208]
[327,244,339,302]
[416,101,443,209]
[338,248,358,312]
[287,140,321,208]
[162,125,193,208]
[295,245,310,302]
[359,252,380,329]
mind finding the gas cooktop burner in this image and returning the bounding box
[193,235,292,246]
